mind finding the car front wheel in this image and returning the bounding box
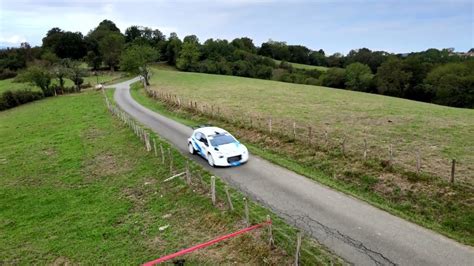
[207,153,215,167]
[188,142,196,155]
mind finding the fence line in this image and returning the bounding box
[102,89,330,264]
[145,86,468,184]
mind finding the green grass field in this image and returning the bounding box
[274,59,329,71]
[0,78,40,93]
[0,89,341,264]
[141,67,474,244]
[0,72,125,94]
[149,67,473,183]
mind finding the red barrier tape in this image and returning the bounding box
[143,220,272,265]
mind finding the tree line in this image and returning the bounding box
[1,19,473,108]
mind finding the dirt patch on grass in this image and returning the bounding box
[42,147,56,157]
[52,256,73,266]
[82,127,106,140]
[83,152,132,181]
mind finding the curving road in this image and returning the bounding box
[112,78,473,265]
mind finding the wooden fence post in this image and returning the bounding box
[324,130,329,147]
[389,144,393,166]
[244,197,249,226]
[225,186,234,211]
[160,144,165,164]
[292,121,296,140]
[269,118,272,134]
[363,138,368,160]
[308,126,312,145]
[416,150,421,174]
[450,159,456,183]
[295,231,302,266]
[186,161,191,185]
[145,133,152,152]
[168,148,173,173]
[153,138,157,157]
[267,215,274,249]
[341,137,346,156]
[211,176,216,206]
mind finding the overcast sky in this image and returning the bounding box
[0,0,472,54]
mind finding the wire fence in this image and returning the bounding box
[102,89,342,265]
[145,87,472,186]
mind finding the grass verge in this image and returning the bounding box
[0,87,343,264]
[107,86,344,265]
[132,82,474,245]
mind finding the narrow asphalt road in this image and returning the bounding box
[113,78,473,265]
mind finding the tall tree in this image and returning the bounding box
[120,44,159,85]
[309,50,327,66]
[99,32,125,71]
[86,20,122,69]
[176,42,201,71]
[166,33,182,65]
[375,57,412,97]
[345,48,388,72]
[68,61,88,92]
[42,28,87,59]
[288,45,310,64]
[424,62,474,108]
[52,58,71,90]
[345,63,374,92]
[231,37,257,53]
[320,68,346,88]
[124,26,142,43]
[18,65,53,96]
[183,35,199,45]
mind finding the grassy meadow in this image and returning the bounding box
[140,66,474,244]
[0,89,340,264]
[149,67,473,183]
[273,59,329,71]
[0,71,126,94]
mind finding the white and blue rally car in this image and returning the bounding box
[188,126,249,167]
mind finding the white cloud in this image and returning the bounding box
[0,34,27,45]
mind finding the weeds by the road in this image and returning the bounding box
[0,90,343,264]
[105,87,344,265]
[132,82,474,245]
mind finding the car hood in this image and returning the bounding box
[214,142,245,155]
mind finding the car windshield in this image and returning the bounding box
[210,134,236,146]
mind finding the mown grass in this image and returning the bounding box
[273,59,329,71]
[0,89,341,264]
[135,68,474,245]
[148,67,473,183]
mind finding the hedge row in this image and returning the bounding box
[0,90,45,111]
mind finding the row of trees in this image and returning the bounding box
[1,19,472,108]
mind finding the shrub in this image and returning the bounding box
[0,89,44,111]
[255,65,273,79]
[0,69,17,80]
[305,77,320,85]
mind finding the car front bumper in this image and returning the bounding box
[213,152,249,167]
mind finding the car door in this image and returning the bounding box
[194,132,209,156]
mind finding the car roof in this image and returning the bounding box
[195,126,228,137]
